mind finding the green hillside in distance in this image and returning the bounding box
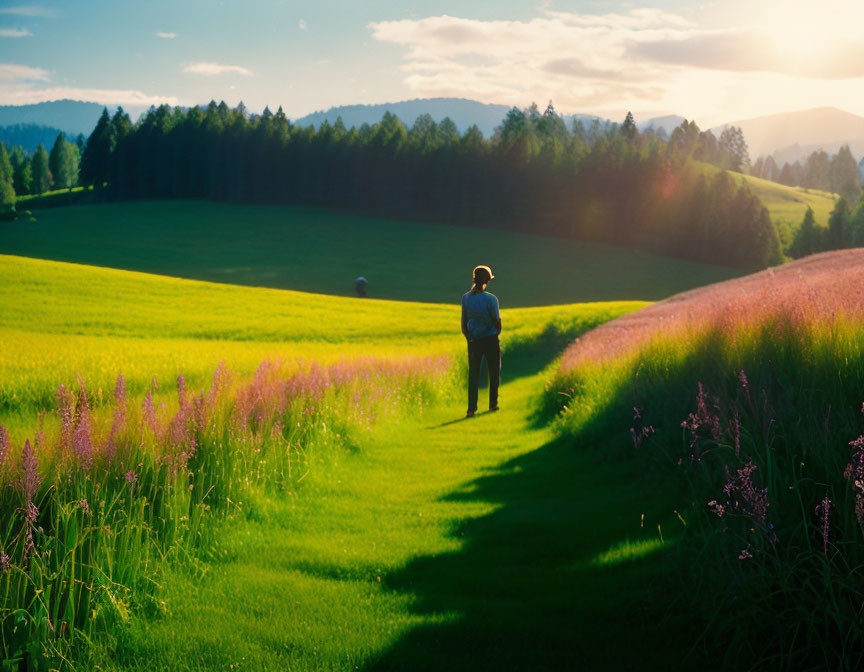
[696,161,837,238]
[0,200,742,306]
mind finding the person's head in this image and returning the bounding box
[472,265,494,292]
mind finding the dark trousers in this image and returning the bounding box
[467,335,500,413]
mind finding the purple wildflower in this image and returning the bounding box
[0,425,8,470]
[142,389,160,437]
[124,470,136,484]
[0,554,9,572]
[739,369,750,401]
[681,382,721,460]
[114,374,126,403]
[815,495,831,555]
[56,384,75,455]
[722,461,770,527]
[729,412,740,458]
[78,498,91,515]
[630,407,655,450]
[738,548,753,560]
[72,406,94,471]
[17,439,40,510]
[843,436,864,528]
[104,374,127,463]
[708,500,725,517]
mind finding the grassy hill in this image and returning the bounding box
[696,161,838,250]
[0,254,644,422]
[0,200,741,306]
[545,249,864,668]
[1,254,671,670]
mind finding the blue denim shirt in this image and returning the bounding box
[461,290,500,341]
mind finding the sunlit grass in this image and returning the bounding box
[0,253,649,669]
[591,539,664,566]
[0,254,644,421]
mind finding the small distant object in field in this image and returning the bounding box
[354,276,368,297]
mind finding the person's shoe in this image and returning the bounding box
[466,410,476,418]
[489,405,500,412]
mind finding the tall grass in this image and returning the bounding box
[0,355,453,669]
[544,250,864,670]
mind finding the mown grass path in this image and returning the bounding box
[105,372,706,672]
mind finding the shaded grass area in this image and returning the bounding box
[99,373,709,672]
[545,316,864,669]
[0,199,741,305]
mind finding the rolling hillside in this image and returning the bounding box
[0,200,741,306]
[697,161,838,247]
[713,107,864,161]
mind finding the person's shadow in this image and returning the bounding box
[361,433,714,672]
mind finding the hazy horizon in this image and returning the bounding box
[1,0,864,127]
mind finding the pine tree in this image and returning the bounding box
[803,149,831,191]
[49,133,79,190]
[30,143,52,193]
[789,206,820,258]
[763,155,779,182]
[0,142,15,217]
[847,199,864,246]
[718,126,749,172]
[828,197,851,248]
[80,108,113,188]
[621,111,637,141]
[829,145,862,203]
[12,155,32,195]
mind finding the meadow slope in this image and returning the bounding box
[100,373,707,672]
[697,161,838,249]
[546,249,864,669]
[0,254,672,669]
[0,254,644,424]
[0,200,742,305]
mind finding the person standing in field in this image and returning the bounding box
[461,265,501,418]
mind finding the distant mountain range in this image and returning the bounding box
[293,98,514,137]
[638,114,686,135]
[293,97,686,138]
[0,100,151,139]
[713,107,864,164]
[0,123,70,153]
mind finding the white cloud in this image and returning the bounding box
[0,85,179,106]
[368,7,864,124]
[298,18,307,30]
[0,61,177,107]
[157,31,177,39]
[544,8,694,29]
[183,61,253,76]
[0,6,57,18]
[0,63,49,80]
[0,28,32,37]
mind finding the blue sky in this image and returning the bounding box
[2,0,864,125]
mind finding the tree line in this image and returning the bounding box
[752,146,863,203]
[789,198,864,258]
[0,132,81,215]
[3,101,778,268]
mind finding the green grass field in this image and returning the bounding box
[0,200,742,306]
[3,253,702,670]
[0,254,644,426]
[99,374,704,672]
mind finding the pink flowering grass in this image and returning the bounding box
[0,353,452,668]
[543,249,864,669]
